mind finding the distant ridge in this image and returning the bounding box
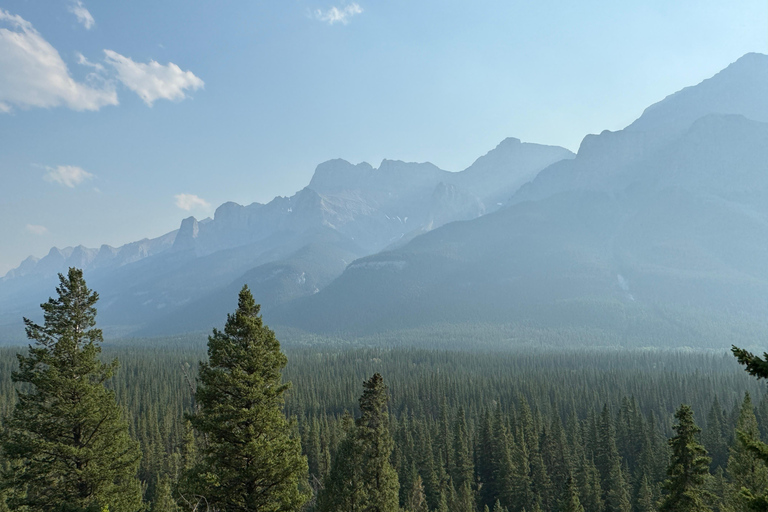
[0,136,572,340]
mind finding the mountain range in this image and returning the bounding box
[4,53,768,349]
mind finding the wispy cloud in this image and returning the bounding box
[43,165,94,188]
[76,52,104,71]
[25,224,49,235]
[104,50,204,106]
[315,3,363,25]
[0,10,117,112]
[69,0,95,30]
[175,193,210,211]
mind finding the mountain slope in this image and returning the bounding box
[269,55,768,347]
[0,139,571,339]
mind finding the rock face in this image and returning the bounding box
[512,53,768,206]
[0,134,571,339]
[268,54,768,348]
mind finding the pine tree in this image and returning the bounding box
[0,268,143,512]
[659,404,713,512]
[452,407,474,494]
[731,346,768,510]
[703,397,729,473]
[355,373,400,512]
[636,474,657,512]
[595,405,630,512]
[561,477,586,512]
[406,475,429,512]
[185,285,309,512]
[510,427,534,512]
[151,475,180,512]
[318,374,399,512]
[413,420,440,510]
[727,393,768,511]
[492,498,509,512]
[317,413,364,512]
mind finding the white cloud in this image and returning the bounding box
[69,1,95,30]
[104,50,204,106]
[76,52,104,71]
[175,193,210,211]
[0,10,117,112]
[43,165,94,188]
[315,3,363,25]
[25,224,48,235]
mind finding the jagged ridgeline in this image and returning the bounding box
[4,53,768,348]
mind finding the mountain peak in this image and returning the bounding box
[308,159,373,194]
[626,52,768,140]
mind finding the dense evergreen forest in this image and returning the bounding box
[2,341,768,510]
[4,271,768,511]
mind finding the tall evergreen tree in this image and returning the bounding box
[636,474,657,512]
[732,346,768,511]
[0,268,143,512]
[185,285,309,512]
[318,374,399,512]
[728,393,768,511]
[596,405,631,512]
[151,475,180,512]
[561,477,586,512]
[659,404,712,512]
[317,413,364,512]
[355,373,400,512]
[703,397,729,473]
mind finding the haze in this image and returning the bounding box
[1,0,766,276]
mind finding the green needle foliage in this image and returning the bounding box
[184,285,309,512]
[318,373,400,512]
[659,404,713,512]
[732,346,768,511]
[0,268,143,512]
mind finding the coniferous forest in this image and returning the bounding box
[3,271,768,511]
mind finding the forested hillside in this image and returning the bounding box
[2,343,768,510]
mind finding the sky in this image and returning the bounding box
[0,0,766,276]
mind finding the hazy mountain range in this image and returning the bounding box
[4,53,768,348]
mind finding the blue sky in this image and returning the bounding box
[0,0,766,275]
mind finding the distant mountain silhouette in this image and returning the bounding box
[269,54,768,348]
[0,137,571,340]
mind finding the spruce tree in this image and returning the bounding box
[636,474,657,512]
[317,413,364,512]
[732,346,768,510]
[561,477,586,512]
[595,405,631,512]
[185,285,309,512]
[318,374,399,512]
[659,404,713,512]
[728,393,768,511]
[0,268,143,512]
[355,373,400,512]
[703,397,729,473]
[151,475,180,512]
[406,475,429,512]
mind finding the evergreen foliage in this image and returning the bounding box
[0,268,142,512]
[0,337,767,510]
[318,374,399,512]
[184,285,309,511]
[659,404,713,512]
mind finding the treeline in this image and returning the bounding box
[3,271,768,510]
